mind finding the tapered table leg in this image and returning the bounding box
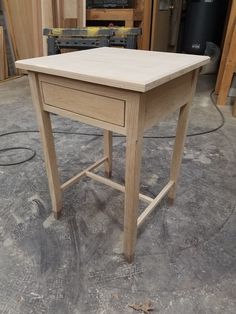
[29,72,62,218]
[123,95,145,263]
[104,130,112,178]
[168,103,191,203]
[168,70,199,203]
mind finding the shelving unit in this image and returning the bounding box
[87,1,152,49]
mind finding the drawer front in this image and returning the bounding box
[41,81,125,127]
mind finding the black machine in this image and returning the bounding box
[86,0,134,9]
[182,0,228,55]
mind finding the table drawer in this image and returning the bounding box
[41,81,125,126]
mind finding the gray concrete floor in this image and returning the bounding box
[0,75,235,314]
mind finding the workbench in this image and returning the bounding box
[16,48,209,262]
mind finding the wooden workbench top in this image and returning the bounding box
[15,47,209,92]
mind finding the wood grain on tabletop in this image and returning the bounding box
[15,47,209,92]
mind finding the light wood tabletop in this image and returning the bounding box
[16,47,209,92]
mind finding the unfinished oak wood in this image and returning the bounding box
[137,180,174,227]
[86,171,153,204]
[16,47,209,92]
[104,130,112,178]
[43,103,127,135]
[38,72,132,100]
[17,48,206,262]
[144,72,192,130]
[61,157,107,191]
[41,81,125,126]
[123,93,146,262]
[28,72,62,218]
[168,70,199,202]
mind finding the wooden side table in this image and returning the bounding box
[16,48,209,262]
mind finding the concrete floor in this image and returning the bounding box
[0,75,235,314]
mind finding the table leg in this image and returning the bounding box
[168,103,191,203]
[168,70,199,203]
[28,72,62,218]
[123,95,145,263]
[104,130,112,178]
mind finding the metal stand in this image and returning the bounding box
[43,27,141,55]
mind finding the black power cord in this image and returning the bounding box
[0,90,225,167]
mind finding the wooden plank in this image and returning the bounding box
[63,19,77,28]
[86,8,135,21]
[217,22,236,106]
[215,0,236,94]
[15,47,210,93]
[64,0,77,18]
[61,157,107,190]
[152,10,170,51]
[53,0,64,27]
[140,0,152,50]
[41,0,54,56]
[3,28,8,79]
[86,171,153,203]
[150,0,159,51]
[77,0,86,27]
[3,0,43,59]
[0,26,8,79]
[137,180,174,227]
[32,0,44,57]
[169,0,183,52]
[54,0,85,27]
[0,27,5,80]
[2,0,19,60]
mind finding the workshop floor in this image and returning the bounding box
[0,75,235,314]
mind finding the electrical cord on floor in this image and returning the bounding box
[0,90,225,166]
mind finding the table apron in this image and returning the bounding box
[144,71,194,130]
[37,71,194,135]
